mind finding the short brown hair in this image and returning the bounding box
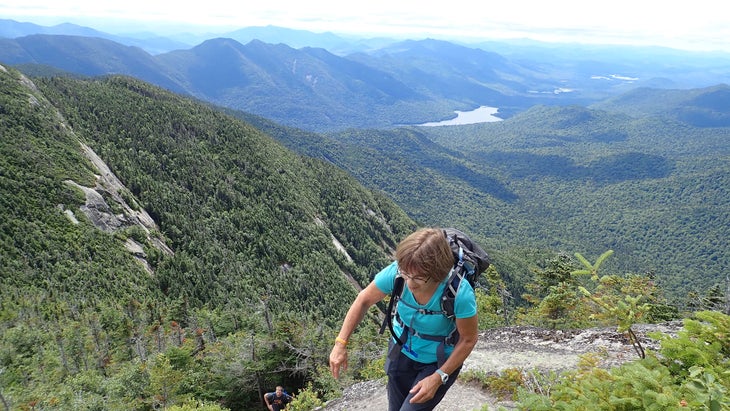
[395,228,453,282]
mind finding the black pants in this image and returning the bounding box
[385,345,461,411]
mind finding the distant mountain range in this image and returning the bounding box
[0,19,190,54]
[2,19,730,131]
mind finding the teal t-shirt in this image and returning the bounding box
[374,261,477,364]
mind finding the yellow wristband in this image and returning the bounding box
[335,337,348,347]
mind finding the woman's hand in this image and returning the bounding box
[408,373,442,403]
[329,343,348,378]
[329,282,385,378]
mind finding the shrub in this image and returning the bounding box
[287,382,324,411]
[168,400,229,410]
[514,311,730,410]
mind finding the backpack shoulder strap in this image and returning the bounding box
[379,275,406,345]
[441,265,469,319]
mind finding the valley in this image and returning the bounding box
[1,20,729,410]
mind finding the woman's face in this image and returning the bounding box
[398,267,435,291]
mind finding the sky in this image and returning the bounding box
[2,0,730,53]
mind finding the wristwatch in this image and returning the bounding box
[435,369,449,384]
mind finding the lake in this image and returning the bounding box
[418,106,502,126]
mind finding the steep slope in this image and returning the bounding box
[0,64,165,302]
[1,66,422,408]
[323,322,683,410]
[2,65,417,320]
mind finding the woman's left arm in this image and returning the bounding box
[439,315,479,375]
[408,315,478,403]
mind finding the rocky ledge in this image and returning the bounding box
[322,322,683,410]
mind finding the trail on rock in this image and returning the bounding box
[322,323,681,410]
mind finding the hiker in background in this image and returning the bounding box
[264,385,293,411]
[329,227,479,411]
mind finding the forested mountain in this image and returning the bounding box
[0,65,417,408]
[153,38,445,131]
[592,83,730,127]
[2,64,425,317]
[421,104,729,298]
[246,98,730,304]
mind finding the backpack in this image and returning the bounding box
[379,228,490,365]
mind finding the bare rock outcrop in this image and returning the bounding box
[323,322,682,410]
[62,142,174,272]
[10,66,173,272]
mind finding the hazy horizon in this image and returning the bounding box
[3,0,730,53]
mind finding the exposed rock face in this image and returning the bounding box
[322,322,683,410]
[76,142,162,234]
[62,142,173,270]
[12,67,174,272]
[64,180,126,232]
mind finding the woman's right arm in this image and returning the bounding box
[329,282,386,378]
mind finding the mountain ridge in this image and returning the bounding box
[3,22,730,131]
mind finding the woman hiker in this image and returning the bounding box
[329,227,479,411]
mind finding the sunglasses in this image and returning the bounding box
[397,267,430,284]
